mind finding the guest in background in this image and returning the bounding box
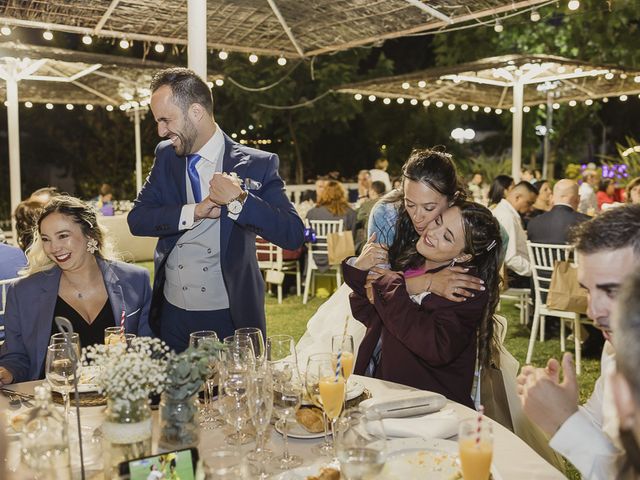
[355,180,386,253]
[357,169,372,202]
[597,179,617,211]
[307,180,356,272]
[488,175,515,208]
[528,179,590,245]
[522,168,535,183]
[468,172,484,204]
[94,183,115,216]
[492,182,538,288]
[14,198,46,252]
[611,270,640,478]
[523,179,552,228]
[370,158,392,192]
[391,177,402,190]
[578,169,599,215]
[626,177,640,205]
[30,186,58,204]
[0,195,152,384]
[0,243,26,342]
[534,169,543,182]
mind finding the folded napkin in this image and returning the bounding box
[359,391,447,418]
[375,409,460,440]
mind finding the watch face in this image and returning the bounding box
[228,200,241,214]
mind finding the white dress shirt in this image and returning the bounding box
[492,199,531,277]
[549,342,622,479]
[178,125,225,230]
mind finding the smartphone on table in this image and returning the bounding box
[118,447,199,480]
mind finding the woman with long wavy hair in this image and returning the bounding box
[0,195,153,384]
[344,200,502,407]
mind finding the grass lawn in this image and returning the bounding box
[139,261,594,478]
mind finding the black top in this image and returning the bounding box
[50,296,115,350]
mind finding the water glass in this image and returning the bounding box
[45,344,76,421]
[336,407,387,480]
[235,327,265,364]
[458,418,493,480]
[202,449,249,479]
[271,360,303,469]
[266,334,297,363]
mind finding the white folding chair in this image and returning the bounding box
[500,288,531,325]
[255,238,301,304]
[526,242,584,374]
[303,219,344,304]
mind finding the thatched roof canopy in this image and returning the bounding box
[338,54,640,110]
[0,0,550,58]
[0,41,222,107]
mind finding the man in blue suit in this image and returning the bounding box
[128,68,304,351]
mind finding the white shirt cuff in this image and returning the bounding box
[550,410,620,479]
[179,204,199,230]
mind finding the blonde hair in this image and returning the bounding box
[317,180,350,217]
[21,195,118,277]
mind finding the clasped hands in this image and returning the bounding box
[194,172,243,221]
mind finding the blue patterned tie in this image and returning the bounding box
[186,154,202,203]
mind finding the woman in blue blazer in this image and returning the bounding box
[0,195,152,384]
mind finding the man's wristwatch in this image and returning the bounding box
[227,190,248,215]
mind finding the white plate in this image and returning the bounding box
[76,366,101,393]
[274,418,327,440]
[271,437,502,480]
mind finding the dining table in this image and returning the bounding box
[2,375,566,479]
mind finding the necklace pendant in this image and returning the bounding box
[77,292,83,299]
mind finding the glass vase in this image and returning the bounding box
[158,393,200,450]
[102,397,152,477]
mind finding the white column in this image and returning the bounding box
[134,107,143,193]
[187,0,207,80]
[511,80,524,183]
[542,92,553,180]
[6,74,21,236]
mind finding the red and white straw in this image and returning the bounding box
[476,404,485,447]
[120,309,125,336]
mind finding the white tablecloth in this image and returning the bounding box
[3,376,566,479]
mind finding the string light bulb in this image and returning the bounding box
[119,39,130,49]
[530,9,540,22]
[24,101,33,108]
[248,53,259,63]
[154,43,165,53]
[82,35,92,45]
[567,0,580,10]
[85,104,94,111]
[1,25,12,36]
[354,93,362,101]
[494,21,503,33]
[277,56,287,66]
[215,79,224,87]
[106,105,114,111]
[66,103,74,110]
[45,103,54,110]
[218,51,228,60]
[43,30,54,41]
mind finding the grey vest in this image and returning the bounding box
[163,161,229,311]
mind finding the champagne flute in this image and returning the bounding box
[317,357,346,458]
[271,360,303,470]
[235,328,265,364]
[247,363,274,478]
[266,334,297,363]
[305,353,334,456]
[336,407,387,480]
[219,366,253,447]
[189,330,220,428]
[45,344,76,421]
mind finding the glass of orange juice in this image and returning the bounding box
[317,358,346,458]
[458,418,493,480]
[332,335,355,381]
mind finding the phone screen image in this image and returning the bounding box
[129,450,195,480]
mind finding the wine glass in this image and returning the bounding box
[336,407,387,480]
[266,334,297,363]
[305,353,334,456]
[458,418,493,480]
[202,449,249,479]
[49,333,80,358]
[45,344,76,421]
[235,328,265,364]
[270,360,303,470]
[247,363,274,478]
[189,330,220,428]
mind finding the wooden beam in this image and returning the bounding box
[93,0,121,34]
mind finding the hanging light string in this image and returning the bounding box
[225,59,303,92]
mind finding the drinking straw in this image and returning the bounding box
[120,309,125,336]
[476,405,485,447]
[335,315,349,381]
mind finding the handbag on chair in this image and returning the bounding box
[327,231,356,265]
[546,261,588,314]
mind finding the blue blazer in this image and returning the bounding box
[128,131,304,336]
[0,258,152,382]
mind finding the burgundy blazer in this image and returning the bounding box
[343,260,488,408]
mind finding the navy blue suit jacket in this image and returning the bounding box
[127,130,304,336]
[0,258,152,382]
[527,205,590,245]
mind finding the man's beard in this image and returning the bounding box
[173,118,198,156]
[619,427,640,475]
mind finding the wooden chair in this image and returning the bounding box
[303,219,344,304]
[255,237,302,304]
[526,242,584,374]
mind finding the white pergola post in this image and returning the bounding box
[6,72,21,236]
[511,79,524,183]
[134,107,142,193]
[187,0,207,80]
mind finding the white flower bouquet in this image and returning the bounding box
[82,337,172,410]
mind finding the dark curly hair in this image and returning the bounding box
[387,148,465,270]
[569,204,640,256]
[14,199,46,251]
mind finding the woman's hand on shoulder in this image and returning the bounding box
[353,233,388,271]
[418,266,485,302]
